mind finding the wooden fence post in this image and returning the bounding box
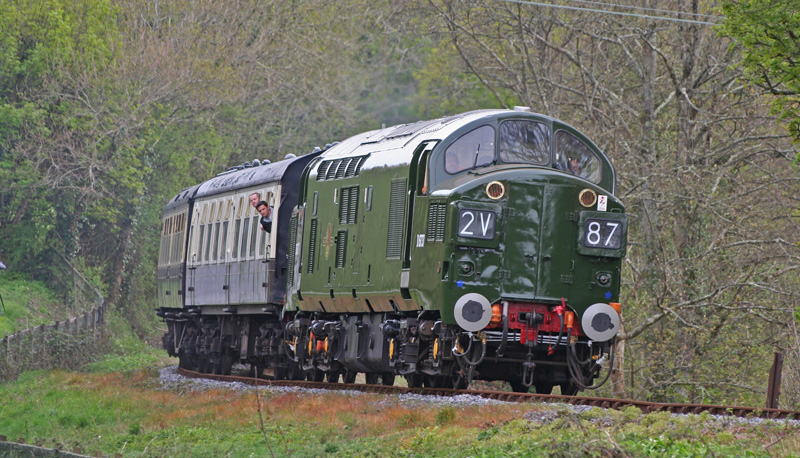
[766,352,784,409]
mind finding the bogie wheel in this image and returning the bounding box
[212,353,232,375]
[288,362,305,380]
[198,354,212,374]
[365,373,380,384]
[449,370,470,390]
[423,375,449,388]
[509,381,530,393]
[326,371,341,383]
[381,373,396,386]
[342,369,357,384]
[452,376,469,390]
[534,382,554,394]
[273,365,287,380]
[178,355,196,371]
[308,369,325,382]
[405,373,423,388]
[560,382,579,396]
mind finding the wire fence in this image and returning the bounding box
[0,251,108,380]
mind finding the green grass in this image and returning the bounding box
[0,274,63,336]
[1,349,799,458]
[1,278,798,457]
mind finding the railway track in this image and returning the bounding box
[176,368,800,420]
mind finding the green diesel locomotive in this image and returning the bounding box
[157,108,627,394]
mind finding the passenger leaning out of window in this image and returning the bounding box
[256,200,272,233]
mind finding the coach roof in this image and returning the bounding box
[193,154,311,199]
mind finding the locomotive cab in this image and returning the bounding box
[405,110,627,391]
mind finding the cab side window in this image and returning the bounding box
[554,130,601,183]
[444,125,495,174]
[498,120,550,165]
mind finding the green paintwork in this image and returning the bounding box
[287,110,626,328]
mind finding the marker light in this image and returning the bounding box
[490,304,502,326]
[579,188,597,207]
[486,181,505,200]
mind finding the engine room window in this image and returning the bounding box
[444,125,495,174]
[498,120,550,165]
[554,130,602,183]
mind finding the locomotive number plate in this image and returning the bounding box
[457,209,496,240]
[583,218,624,249]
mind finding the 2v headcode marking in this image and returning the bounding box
[457,209,496,240]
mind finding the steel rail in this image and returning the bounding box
[176,368,800,420]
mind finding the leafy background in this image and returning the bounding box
[0,0,798,409]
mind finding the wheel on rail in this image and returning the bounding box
[449,372,469,390]
[381,373,395,386]
[365,373,380,384]
[178,355,197,371]
[560,382,579,396]
[308,369,325,382]
[342,368,357,384]
[199,354,212,374]
[535,382,554,394]
[213,351,233,375]
[273,365,287,380]
[405,373,423,388]
[326,370,340,383]
[509,381,530,393]
[287,362,305,380]
[423,374,453,388]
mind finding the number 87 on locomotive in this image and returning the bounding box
[286,107,628,393]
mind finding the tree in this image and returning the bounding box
[421,0,800,407]
[719,0,800,149]
[0,0,121,267]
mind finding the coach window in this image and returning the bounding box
[240,215,251,259]
[212,221,221,262]
[220,201,232,261]
[186,223,194,264]
[196,223,204,263]
[499,120,549,165]
[159,220,168,266]
[259,226,268,257]
[249,214,258,258]
[554,130,601,183]
[444,125,495,174]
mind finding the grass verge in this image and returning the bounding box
[0,275,63,336]
[1,349,799,458]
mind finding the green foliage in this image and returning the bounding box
[435,405,457,424]
[412,43,515,117]
[0,0,122,267]
[85,310,166,373]
[719,0,800,147]
[85,336,163,374]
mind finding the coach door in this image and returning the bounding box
[186,205,202,306]
[228,189,275,305]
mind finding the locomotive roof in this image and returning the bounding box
[318,110,511,164]
[315,108,593,167]
[313,108,615,192]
